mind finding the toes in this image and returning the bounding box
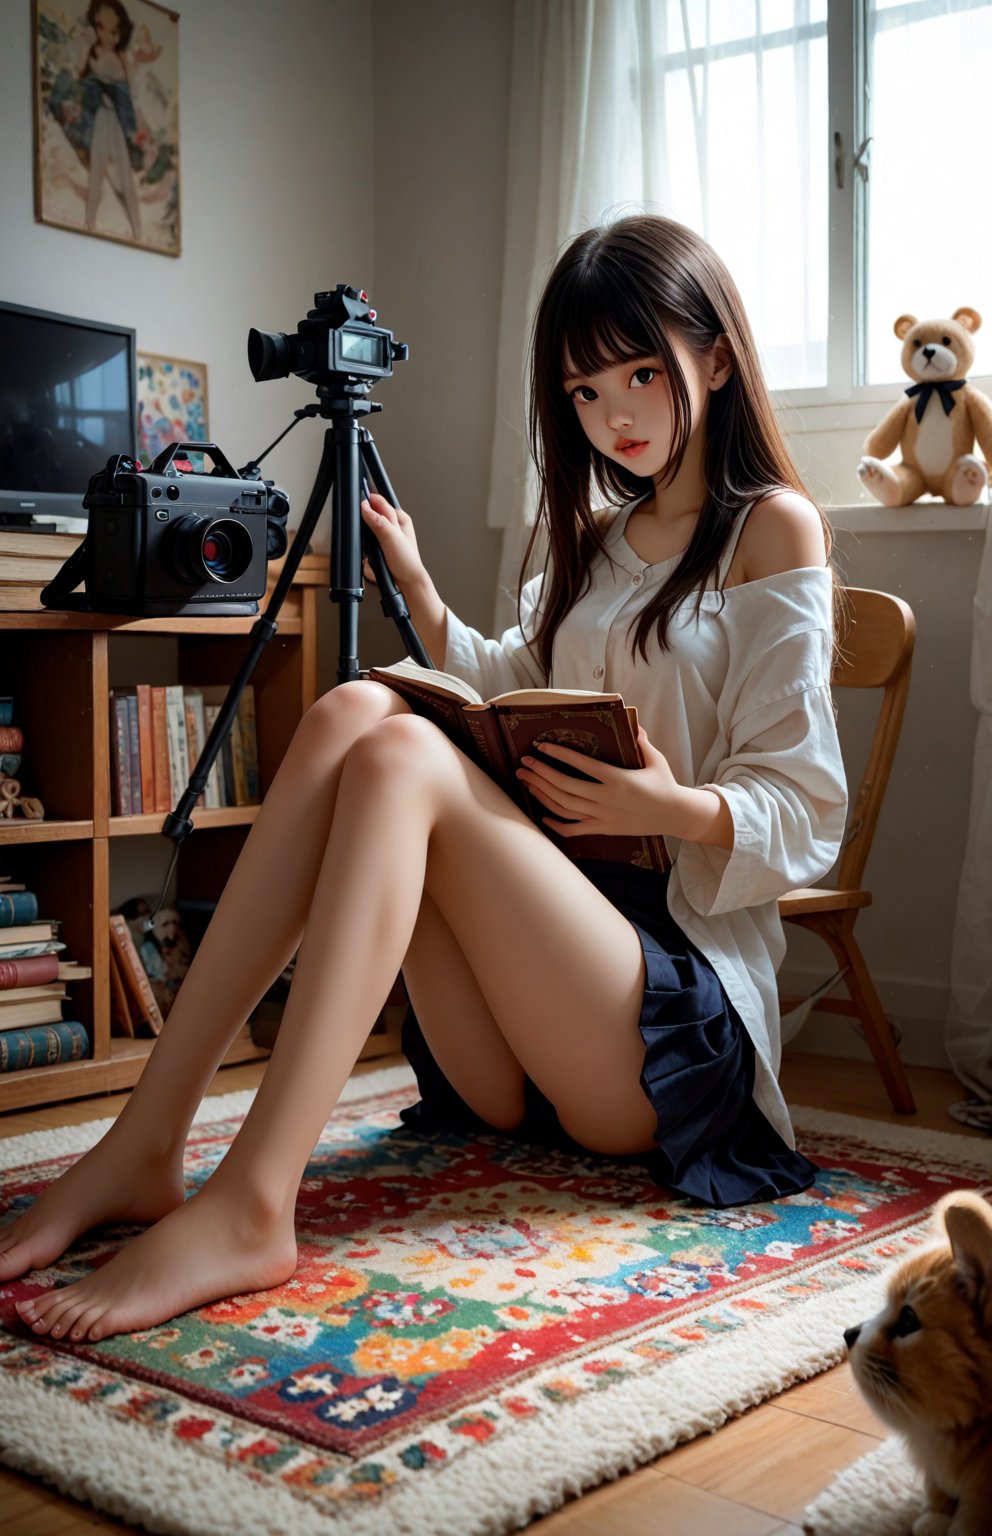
[70,1304,106,1342]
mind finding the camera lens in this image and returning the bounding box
[247,328,293,382]
[165,515,253,585]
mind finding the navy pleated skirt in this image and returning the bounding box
[397,859,818,1208]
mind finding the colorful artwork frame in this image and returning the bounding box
[33,0,181,257]
[136,352,209,469]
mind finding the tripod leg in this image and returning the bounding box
[359,434,434,668]
[166,430,339,846]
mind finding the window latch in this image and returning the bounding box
[834,133,873,189]
[852,136,873,184]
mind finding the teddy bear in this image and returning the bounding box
[857,308,992,506]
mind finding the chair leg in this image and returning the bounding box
[835,923,916,1114]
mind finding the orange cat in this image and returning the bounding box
[845,1190,992,1536]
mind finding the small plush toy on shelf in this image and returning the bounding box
[857,308,992,506]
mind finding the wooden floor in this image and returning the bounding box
[0,1052,984,1536]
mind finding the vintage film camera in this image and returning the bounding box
[41,441,289,618]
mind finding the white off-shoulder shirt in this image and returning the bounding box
[442,495,849,1149]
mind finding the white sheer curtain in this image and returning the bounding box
[486,0,827,630]
[945,513,992,1119]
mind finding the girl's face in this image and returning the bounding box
[93,5,122,49]
[563,336,715,480]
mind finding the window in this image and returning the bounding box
[650,0,992,398]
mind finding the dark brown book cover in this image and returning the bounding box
[109,915,163,1036]
[108,943,135,1038]
[367,664,671,875]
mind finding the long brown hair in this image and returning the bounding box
[519,215,845,679]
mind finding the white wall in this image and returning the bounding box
[0,0,373,555]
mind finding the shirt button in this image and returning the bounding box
[632,573,642,584]
[592,665,604,679]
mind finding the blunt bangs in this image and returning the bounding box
[555,250,667,384]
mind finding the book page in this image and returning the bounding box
[484,689,624,707]
[366,658,482,706]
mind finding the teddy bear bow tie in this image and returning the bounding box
[904,379,965,424]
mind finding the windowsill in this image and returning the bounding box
[824,500,989,534]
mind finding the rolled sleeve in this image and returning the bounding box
[678,683,849,917]
[443,574,546,696]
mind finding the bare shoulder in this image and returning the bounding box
[737,490,828,582]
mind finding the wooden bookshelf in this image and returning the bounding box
[0,551,401,1112]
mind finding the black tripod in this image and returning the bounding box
[160,382,433,861]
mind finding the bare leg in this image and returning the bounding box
[16,714,653,1342]
[0,683,410,1282]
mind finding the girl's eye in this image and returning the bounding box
[631,367,656,387]
[571,385,597,403]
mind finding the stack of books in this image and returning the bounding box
[0,878,92,1072]
[0,695,23,807]
[0,529,83,613]
[109,683,259,815]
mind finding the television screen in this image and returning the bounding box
[0,302,136,523]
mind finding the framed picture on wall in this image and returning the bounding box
[33,0,181,257]
[136,352,209,467]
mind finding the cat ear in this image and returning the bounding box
[939,1192,992,1303]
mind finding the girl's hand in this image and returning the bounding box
[515,726,686,838]
[361,493,430,590]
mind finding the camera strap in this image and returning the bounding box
[39,540,97,611]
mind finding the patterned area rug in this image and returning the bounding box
[0,1064,989,1536]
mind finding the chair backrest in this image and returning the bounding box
[831,587,916,892]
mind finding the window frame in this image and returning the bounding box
[773,0,992,415]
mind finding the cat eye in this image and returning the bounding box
[891,1304,921,1338]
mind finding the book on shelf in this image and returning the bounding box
[165,686,190,812]
[108,914,163,1036]
[0,1019,91,1073]
[0,920,60,947]
[238,687,260,801]
[109,690,132,815]
[136,685,155,812]
[0,726,24,754]
[108,944,136,1038]
[0,953,60,989]
[0,939,65,959]
[0,530,82,561]
[124,691,142,812]
[201,703,225,807]
[365,659,672,876]
[183,691,207,808]
[0,891,39,926]
[0,988,68,1029]
[151,686,172,812]
[0,878,28,892]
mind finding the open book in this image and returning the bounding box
[365,659,671,875]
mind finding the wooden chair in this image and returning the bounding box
[778,587,917,1113]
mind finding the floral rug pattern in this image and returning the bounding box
[0,1076,989,1528]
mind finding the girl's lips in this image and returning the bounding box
[618,440,648,457]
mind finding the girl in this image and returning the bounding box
[80,0,142,240]
[1,215,848,1345]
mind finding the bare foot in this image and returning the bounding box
[14,1182,298,1342]
[0,1127,187,1283]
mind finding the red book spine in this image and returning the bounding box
[0,726,24,753]
[151,687,171,812]
[0,955,61,990]
[136,685,155,813]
